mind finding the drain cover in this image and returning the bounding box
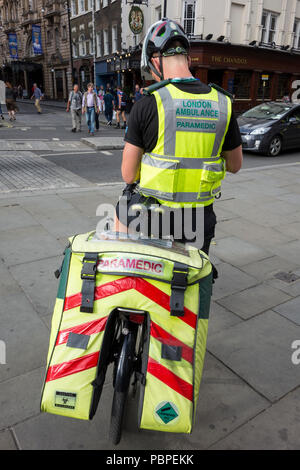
[274,272,300,283]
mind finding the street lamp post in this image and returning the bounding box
[163,0,167,17]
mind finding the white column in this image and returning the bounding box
[286,0,297,47]
[255,0,264,43]
[242,0,252,44]
[223,0,232,41]
[195,0,205,37]
[276,0,288,46]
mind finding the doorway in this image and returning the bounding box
[207,69,225,87]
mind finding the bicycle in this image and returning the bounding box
[108,306,147,446]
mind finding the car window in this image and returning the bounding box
[290,109,300,121]
[242,103,291,120]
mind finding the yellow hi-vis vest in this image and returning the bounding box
[138,82,232,208]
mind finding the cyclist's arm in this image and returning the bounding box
[122,142,143,184]
[221,145,243,174]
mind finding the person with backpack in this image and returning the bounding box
[66,84,83,133]
[82,83,99,136]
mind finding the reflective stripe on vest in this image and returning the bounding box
[139,83,231,208]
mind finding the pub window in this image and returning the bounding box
[233,71,252,99]
[276,74,291,100]
[183,0,196,35]
[293,20,300,49]
[261,10,278,45]
[257,73,272,99]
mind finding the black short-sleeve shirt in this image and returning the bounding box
[125,81,242,152]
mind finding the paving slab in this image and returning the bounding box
[0,430,18,450]
[0,368,44,430]
[0,291,50,382]
[207,301,242,337]
[81,136,125,150]
[9,256,62,317]
[0,205,38,232]
[211,263,258,301]
[267,240,300,265]
[208,310,300,402]
[266,277,300,298]
[273,296,300,325]
[0,225,63,266]
[211,236,270,267]
[218,218,294,249]
[217,284,292,320]
[12,354,268,450]
[31,208,95,239]
[239,256,300,282]
[210,388,300,450]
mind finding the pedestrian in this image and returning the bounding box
[116,85,127,129]
[103,88,114,126]
[133,84,143,104]
[18,84,23,99]
[82,82,99,136]
[282,91,291,103]
[66,83,83,133]
[98,85,105,113]
[30,83,43,114]
[5,81,18,121]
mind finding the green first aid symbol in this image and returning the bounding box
[155,401,179,424]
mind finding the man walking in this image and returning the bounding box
[104,87,114,126]
[66,84,82,133]
[31,83,43,114]
[82,83,99,136]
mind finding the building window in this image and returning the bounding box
[257,73,272,99]
[62,25,67,40]
[112,25,118,52]
[79,34,86,56]
[103,29,109,55]
[96,32,102,57]
[96,0,101,9]
[73,43,78,58]
[293,20,300,49]
[89,38,94,55]
[233,71,252,99]
[261,10,278,44]
[88,0,93,10]
[79,0,85,13]
[103,0,108,8]
[71,0,77,16]
[183,0,196,35]
[277,74,291,100]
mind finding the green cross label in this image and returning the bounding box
[55,391,77,410]
[155,402,179,424]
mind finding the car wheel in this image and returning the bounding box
[267,135,282,157]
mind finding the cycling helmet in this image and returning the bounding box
[141,18,190,79]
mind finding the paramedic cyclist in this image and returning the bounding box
[115,19,243,260]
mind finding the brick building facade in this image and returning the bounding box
[0,0,72,100]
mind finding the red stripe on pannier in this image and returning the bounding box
[64,277,196,329]
[56,316,108,346]
[150,322,194,364]
[147,357,193,402]
[46,352,99,382]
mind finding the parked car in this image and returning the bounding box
[237,102,300,156]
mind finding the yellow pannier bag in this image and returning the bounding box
[40,232,213,433]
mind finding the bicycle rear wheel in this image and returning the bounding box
[109,328,137,445]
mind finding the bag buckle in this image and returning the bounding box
[170,263,188,317]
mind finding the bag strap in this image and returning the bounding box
[80,253,98,313]
[170,262,188,317]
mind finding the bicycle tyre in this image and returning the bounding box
[109,330,136,445]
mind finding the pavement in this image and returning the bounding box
[0,130,300,451]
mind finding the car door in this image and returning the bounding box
[284,108,300,148]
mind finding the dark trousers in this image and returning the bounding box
[95,112,99,130]
[105,107,113,123]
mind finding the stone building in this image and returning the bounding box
[70,0,122,91]
[0,0,72,100]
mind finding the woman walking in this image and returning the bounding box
[5,82,18,121]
